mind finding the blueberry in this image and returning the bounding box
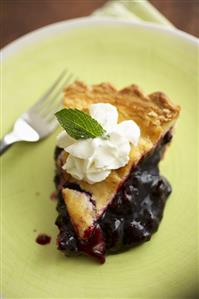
[152,176,172,199]
[110,193,124,215]
[100,215,124,251]
[54,146,63,160]
[123,221,151,245]
[57,232,79,256]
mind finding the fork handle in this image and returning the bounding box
[0,139,12,155]
[0,132,19,156]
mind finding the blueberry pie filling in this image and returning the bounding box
[53,81,180,263]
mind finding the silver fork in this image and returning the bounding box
[0,70,75,155]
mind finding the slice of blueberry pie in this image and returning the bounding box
[54,81,180,263]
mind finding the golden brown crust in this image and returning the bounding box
[64,81,180,142]
[62,188,96,239]
[59,81,180,238]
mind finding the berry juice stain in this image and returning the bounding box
[36,234,51,245]
[50,191,57,201]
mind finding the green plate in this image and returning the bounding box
[1,18,198,298]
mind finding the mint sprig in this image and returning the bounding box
[55,108,106,140]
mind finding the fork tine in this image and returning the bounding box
[39,73,76,116]
[49,118,59,130]
[29,69,67,112]
[45,100,64,122]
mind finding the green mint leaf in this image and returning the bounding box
[55,108,106,140]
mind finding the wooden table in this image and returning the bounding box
[0,0,198,48]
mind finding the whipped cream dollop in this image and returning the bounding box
[57,103,140,184]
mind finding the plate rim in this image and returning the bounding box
[1,16,198,60]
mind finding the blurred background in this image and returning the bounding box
[0,0,198,48]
